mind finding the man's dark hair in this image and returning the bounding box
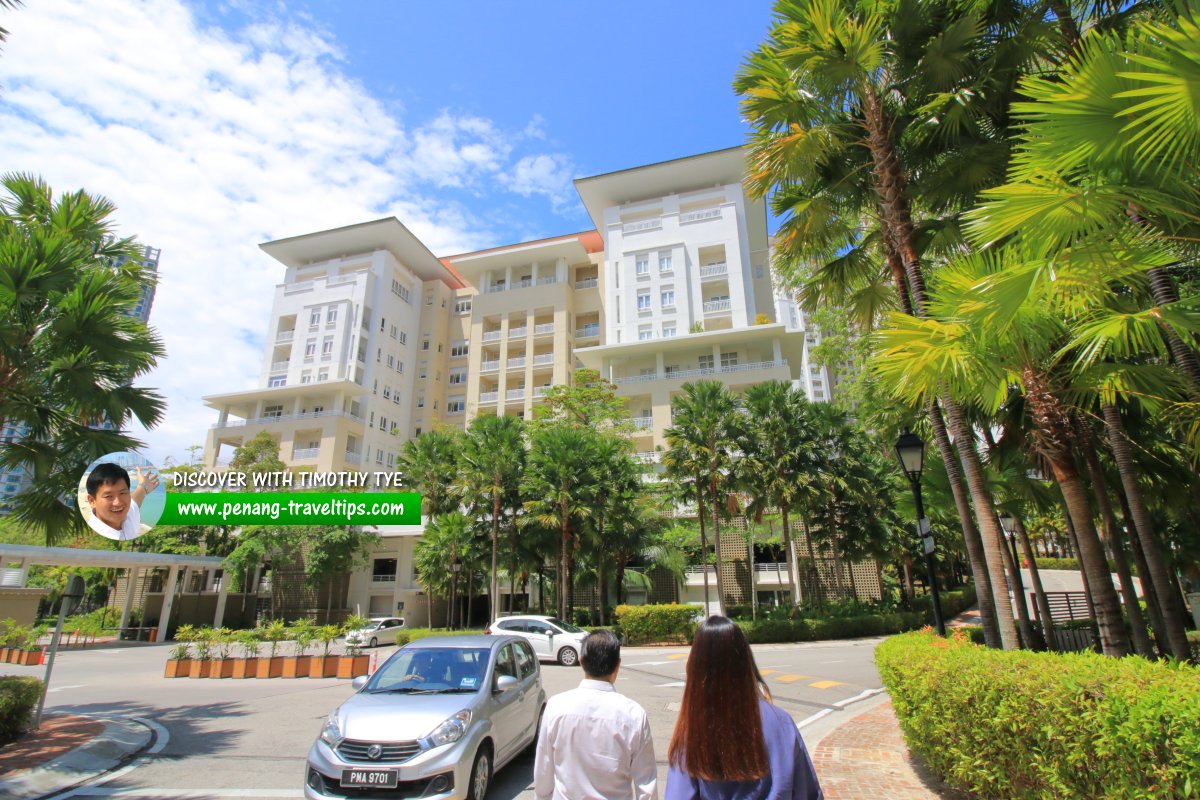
[580,629,621,678]
[86,462,130,496]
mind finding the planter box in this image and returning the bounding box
[337,655,370,679]
[309,656,339,678]
[256,656,284,679]
[165,659,192,678]
[189,659,213,679]
[214,659,236,679]
[232,658,258,679]
[1,648,11,663]
[16,649,42,666]
[282,656,312,678]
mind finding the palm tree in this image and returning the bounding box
[0,174,166,544]
[459,414,525,621]
[584,434,640,625]
[522,426,597,620]
[420,512,475,629]
[665,381,739,615]
[397,429,463,517]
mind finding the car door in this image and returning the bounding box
[381,619,402,644]
[524,622,555,660]
[489,642,525,764]
[512,640,541,747]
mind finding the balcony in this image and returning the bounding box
[536,276,558,286]
[371,573,397,584]
[614,360,789,386]
[532,386,552,398]
[576,325,600,339]
[276,331,295,344]
[211,409,365,429]
[509,326,528,339]
[575,278,598,290]
[532,353,554,367]
[270,360,289,373]
[684,565,716,584]
[622,218,661,234]
[482,331,502,343]
[703,299,732,315]
[700,263,728,280]
[534,323,555,336]
[480,360,500,372]
[634,451,660,464]
[507,357,526,370]
[506,388,526,401]
[680,208,722,224]
[344,451,361,465]
[293,447,320,460]
[630,416,653,430]
[754,563,791,584]
[479,391,499,404]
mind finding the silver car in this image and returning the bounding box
[345,617,406,648]
[485,615,588,666]
[305,635,545,800]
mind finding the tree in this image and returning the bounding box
[229,430,286,486]
[459,414,524,621]
[397,428,462,517]
[582,433,641,625]
[532,367,632,431]
[305,526,380,624]
[0,174,166,545]
[420,512,474,629]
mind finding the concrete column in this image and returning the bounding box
[213,572,230,628]
[556,257,568,283]
[712,344,722,372]
[772,338,783,366]
[157,565,181,642]
[505,265,513,288]
[655,352,665,378]
[119,567,138,630]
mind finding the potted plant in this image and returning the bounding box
[337,614,371,679]
[309,624,341,678]
[256,620,287,678]
[188,626,215,678]
[212,628,237,678]
[232,628,260,678]
[20,624,48,666]
[165,642,192,678]
[0,618,16,662]
[283,619,315,678]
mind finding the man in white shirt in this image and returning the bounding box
[534,629,657,800]
[85,462,159,541]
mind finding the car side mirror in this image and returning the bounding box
[495,674,519,693]
[352,676,369,692]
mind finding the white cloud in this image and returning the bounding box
[0,0,578,467]
[500,153,580,215]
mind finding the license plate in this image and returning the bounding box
[341,769,398,788]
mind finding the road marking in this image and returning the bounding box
[758,669,779,676]
[797,708,833,728]
[666,654,689,660]
[656,681,686,687]
[774,674,813,683]
[48,684,85,693]
[833,688,884,708]
[819,660,844,664]
[70,791,303,798]
[48,717,170,799]
[627,660,677,667]
[809,680,847,689]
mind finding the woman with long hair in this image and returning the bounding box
[665,616,822,800]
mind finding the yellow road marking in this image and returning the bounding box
[774,674,813,683]
[667,654,689,660]
[758,669,779,676]
[809,680,847,689]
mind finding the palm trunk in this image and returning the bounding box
[1079,430,1155,657]
[781,507,800,605]
[490,490,501,622]
[696,486,712,612]
[559,504,570,622]
[802,515,822,605]
[426,582,433,629]
[1014,516,1057,651]
[997,524,1037,648]
[1116,488,1168,656]
[537,566,546,615]
[828,500,845,599]
[710,480,727,616]
[747,515,757,622]
[1102,403,1192,660]
[902,556,915,606]
[1146,266,1200,393]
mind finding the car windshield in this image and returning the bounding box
[367,647,490,694]
[547,618,583,633]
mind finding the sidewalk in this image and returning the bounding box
[0,714,151,800]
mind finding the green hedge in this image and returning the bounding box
[877,630,1200,799]
[614,604,697,645]
[0,676,43,744]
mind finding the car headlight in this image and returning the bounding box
[320,711,342,747]
[427,710,471,747]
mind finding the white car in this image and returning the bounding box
[345,617,406,648]
[484,615,587,666]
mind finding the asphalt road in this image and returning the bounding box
[2,637,884,799]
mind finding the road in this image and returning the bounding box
[1,636,885,799]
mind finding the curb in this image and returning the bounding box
[0,717,153,800]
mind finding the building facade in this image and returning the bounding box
[202,147,873,624]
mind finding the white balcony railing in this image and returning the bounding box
[700,263,728,279]
[575,278,598,290]
[293,447,320,460]
[532,386,552,398]
[684,565,716,583]
[276,331,295,343]
[534,323,555,335]
[479,391,499,403]
[533,353,554,366]
[703,299,732,315]
[211,409,365,429]
[271,360,290,373]
[630,416,653,430]
[507,357,526,369]
[506,388,526,401]
[614,360,788,385]
[536,276,558,286]
[480,360,500,372]
[371,574,397,583]
[634,451,660,464]
[343,451,361,465]
[680,208,722,224]
[483,331,502,342]
[622,218,661,234]
[754,563,791,583]
[509,327,528,338]
[576,325,600,338]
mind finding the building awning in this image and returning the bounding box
[0,544,225,571]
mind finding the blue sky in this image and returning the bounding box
[0,0,778,465]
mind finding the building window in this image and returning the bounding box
[393,393,401,405]
[304,340,316,358]
[447,398,465,414]
[721,352,739,368]
[390,324,398,339]
[635,255,649,276]
[419,366,427,379]
[455,299,472,315]
[638,325,653,341]
[422,339,430,351]
[386,354,395,368]
[662,324,677,338]
[377,348,382,363]
[264,404,284,418]
[383,386,392,399]
[310,309,321,327]
[326,307,338,327]
[417,397,425,408]
[660,289,675,308]
[301,371,312,384]
[449,369,467,385]
[414,427,421,437]
[433,400,439,410]
[397,361,405,374]
[659,250,673,272]
[451,342,469,358]
[699,354,714,371]
[637,290,651,311]
[268,376,286,387]
[377,450,384,465]
[392,280,411,303]
[369,412,375,427]
[379,416,388,431]
[322,336,334,357]
[399,331,407,345]
[387,453,395,467]
[425,292,433,306]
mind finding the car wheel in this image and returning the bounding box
[526,704,546,755]
[466,743,492,800]
[369,637,378,648]
[558,646,578,666]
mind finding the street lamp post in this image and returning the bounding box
[894,431,945,636]
[34,573,85,728]
[450,559,462,630]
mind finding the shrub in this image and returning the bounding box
[235,628,261,659]
[877,630,1200,799]
[614,604,697,645]
[401,628,482,643]
[0,676,43,744]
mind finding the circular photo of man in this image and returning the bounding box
[77,452,165,541]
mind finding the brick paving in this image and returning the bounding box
[811,700,966,800]
[0,714,104,776]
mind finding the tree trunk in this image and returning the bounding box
[1116,487,1168,657]
[710,480,727,617]
[490,490,501,622]
[426,582,433,630]
[598,518,608,626]
[537,566,546,615]
[802,515,822,605]
[781,507,800,605]
[997,525,1037,649]
[1052,462,1130,656]
[696,485,712,612]
[1047,0,1081,53]
[1146,266,1200,394]
[1079,430,1154,657]
[1102,402,1192,660]
[559,506,570,622]
[1014,516,1056,651]
[828,501,845,599]
[902,556,915,606]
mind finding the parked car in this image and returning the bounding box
[484,615,587,666]
[344,617,406,648]
[306,635,545,800]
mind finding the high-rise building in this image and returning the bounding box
[201,147,857,621]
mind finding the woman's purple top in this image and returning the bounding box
[664,699,823,800]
